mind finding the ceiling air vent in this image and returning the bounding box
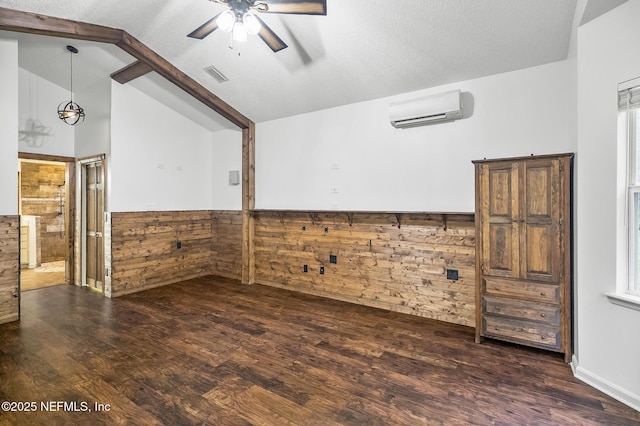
[203,65,229,83]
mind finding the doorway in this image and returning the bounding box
[17,153,75,291]
[79,156,106,293]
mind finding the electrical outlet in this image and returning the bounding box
[303,264,308,273]
[446,269,458,280]
[176,241,182,249]
[320,266,325,275]
[329,255,337,264]
[302,225,306,231]
[324,227,329,233]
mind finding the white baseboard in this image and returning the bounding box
[571,355,640,412]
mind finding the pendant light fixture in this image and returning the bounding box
[57,45,85,126]
[215,8,262,49]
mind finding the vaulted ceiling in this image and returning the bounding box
[0,1,624,131]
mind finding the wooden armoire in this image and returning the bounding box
[473,153,573,362]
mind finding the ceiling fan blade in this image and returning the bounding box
[255,16,288,52]
[187,12,222,39]
[258,0,327,15]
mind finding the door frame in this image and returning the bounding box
[77,154,107,294]
[18,152,76,286]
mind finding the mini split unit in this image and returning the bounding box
[389,89,463,128]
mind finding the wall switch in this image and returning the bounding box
[303,264,308,273]
[320,266,325,275]
[446,269,458,280]
[329,255,337,264]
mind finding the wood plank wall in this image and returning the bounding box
[108,210,475,327]
[110,211,213,297]
[20,162,67,263]
[252,211,476,327]
[211,210,243,280]
[0,216,19,324]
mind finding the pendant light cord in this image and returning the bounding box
[70,50,74,102]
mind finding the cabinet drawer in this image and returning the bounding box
[483,315,560,351]
[483,276,559,304]
[483,296,560,326]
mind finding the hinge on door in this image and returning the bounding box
[559,161,564,172]
[480,165,484,175]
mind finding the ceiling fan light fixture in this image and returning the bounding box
[217,9,235,32]
[243,12,261,35]
[233,22,248,42]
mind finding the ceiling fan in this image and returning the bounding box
[187,0,327,52]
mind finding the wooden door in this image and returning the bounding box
[520,158,561,282]
[480,161,521,279]
[85,162,104,292]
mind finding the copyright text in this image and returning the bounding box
[1,401,111,413]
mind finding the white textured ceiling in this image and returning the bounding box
[0,0,581,130]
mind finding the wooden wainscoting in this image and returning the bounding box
[0,215,19,324]
[211,210,243,280]
[110,211,213,297]
[253,211,476,327]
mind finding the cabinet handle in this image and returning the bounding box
[494,307,500,311]
[540,313,546,317]
[495,287,500,291]
[540,292,546,296]
[541,336,546,340]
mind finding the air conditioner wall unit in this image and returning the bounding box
[389,89,463,128]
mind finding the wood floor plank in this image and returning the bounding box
[0,276,638,425]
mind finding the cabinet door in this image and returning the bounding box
[480,162,520,278]
[520,158,561,282]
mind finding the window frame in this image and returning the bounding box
[627,107,640,296]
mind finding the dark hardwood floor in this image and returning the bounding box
[1,276,638,425]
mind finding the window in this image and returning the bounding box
[621,79,640,296]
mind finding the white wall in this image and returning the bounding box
[575,0,640,410]
[211,129,242,210]
[256,60,571,212]
[18,68,75,157]
[568,0,588,357]
[75,77,111,159]
[109,82,213,212]
[0,40,18,216]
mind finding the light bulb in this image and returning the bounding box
[217,9,235,33]
[243,12,261,35]
[233,22,247,42]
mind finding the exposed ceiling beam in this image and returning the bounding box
[0,7,122,43]
[0,7,251,129]
[110,60,153,84]
[116,32,251,129]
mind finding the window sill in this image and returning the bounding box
[606,292,640,311]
